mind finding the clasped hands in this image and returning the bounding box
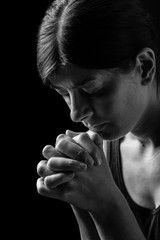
[37,130,115,212]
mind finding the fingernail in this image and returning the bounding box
[43,145,53,153]
[85,155,94,166]
[77,163,87,171]
[42,145,53,158]
[56,134,65,144]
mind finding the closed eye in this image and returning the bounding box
[81,79,103,95]
[82,87,103,95]
[55,87,103,98]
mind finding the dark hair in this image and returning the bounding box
[37,0,160,86]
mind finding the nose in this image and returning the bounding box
[69,90,93,123]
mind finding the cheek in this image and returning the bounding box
[111,91,142,129]
[92,97,115,120]
[91,82,142,128]
[94,91,138,124]
[92,85,117,117]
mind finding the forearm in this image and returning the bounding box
[90,190,146,240]
[71,205,101,240]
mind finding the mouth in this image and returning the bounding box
[83,122,109,132]
[89,123,108,132]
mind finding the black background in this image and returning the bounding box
[8,0,159,239]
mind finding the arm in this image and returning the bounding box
[71,205,101,240]
[90,188,146,240]
[37,135,102,240]
[37,132,146,240]
[71,131,146,240]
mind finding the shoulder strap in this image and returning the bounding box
[107,139,122,189]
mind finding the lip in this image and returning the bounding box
[89,123,108,131]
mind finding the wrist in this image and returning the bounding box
[71,205,101,240]
[89,182,121,218]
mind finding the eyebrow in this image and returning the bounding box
[49,77,95,90]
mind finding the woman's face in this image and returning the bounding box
[49,64,148,140]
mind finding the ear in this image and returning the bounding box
[136,48,156,85]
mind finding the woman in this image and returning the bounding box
[36,0,160,239]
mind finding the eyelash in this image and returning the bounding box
[55,87,103,100]
[64,89,100,98]
[83,88,102,95]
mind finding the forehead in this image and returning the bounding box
[49,64,116,89]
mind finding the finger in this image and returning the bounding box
[66,129,103,149]
[65,129,83,138]
[55,136,94,166]
[56,133,78,146]
[47,157,87,172]
[42,145,66,160]
[42,135,78,159]
[58,132,102,165]
[37,160,53,177]
[73,133,102,166]
[36,177,60,198]
[87,131,103,149]
[44,172,75,189]
[56,133,80,146]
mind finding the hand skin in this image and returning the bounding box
[37,131,146,240]
[37,131,117,211]
[37,131,101,240]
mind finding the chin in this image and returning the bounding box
[98,127,128,141]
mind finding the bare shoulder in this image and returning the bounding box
[120,133,160,209]
[120,133,160,174]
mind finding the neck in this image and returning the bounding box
[131,97,160,148]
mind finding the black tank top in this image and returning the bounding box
[106,138,160,240]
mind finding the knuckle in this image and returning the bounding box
[92,132,99,138]
[65,159,73,168]
[56,139,68,151]
[79,132,88,140]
